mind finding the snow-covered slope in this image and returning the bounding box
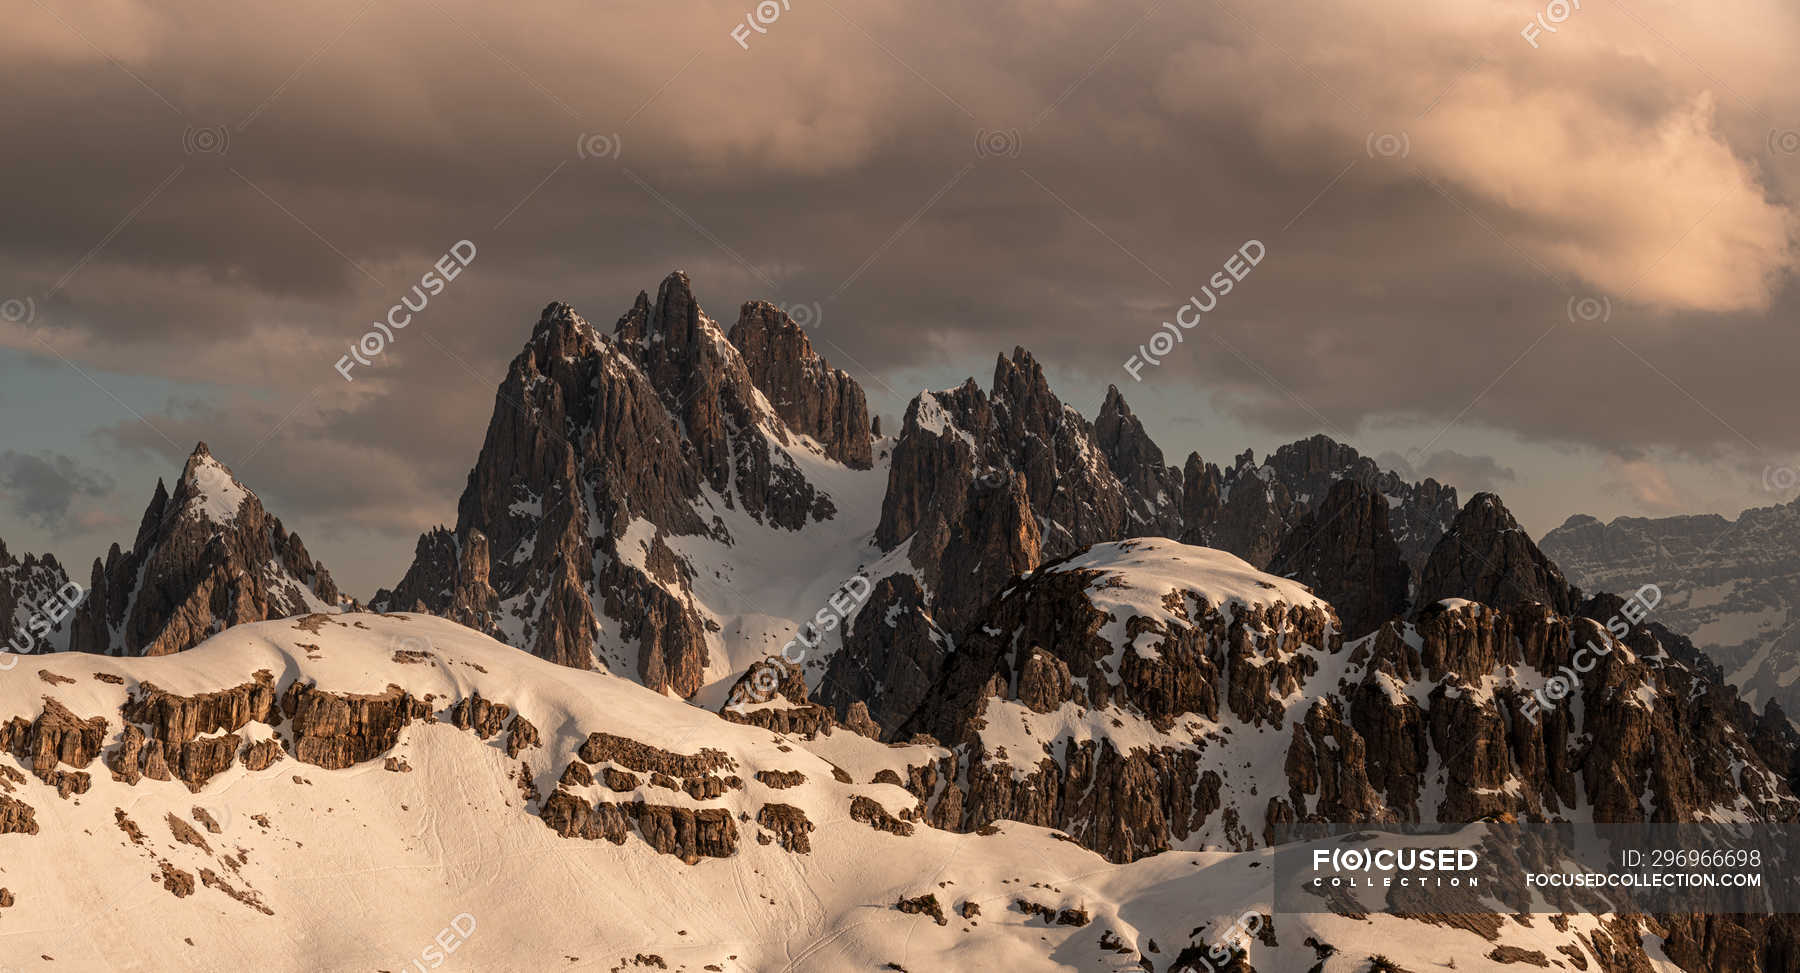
[0,612,1689,972]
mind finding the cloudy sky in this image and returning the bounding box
[3,0,1797,596]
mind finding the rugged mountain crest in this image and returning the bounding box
[1094,385,1183,537]
[379,275,877,697]
[375,272,1472,737]
[891,537,1797,896]
[1418,492,1576,615]
[825,365,1168,735]
[900,538,1343,862]
[870,357,1174,635]
[1,540,77,656]
[67,444,345,657]
[613,273,836,529]
[1181,435,1459,574]
[830,360,1458,737]
[1180,448,1291,568]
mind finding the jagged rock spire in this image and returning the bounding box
[69,443,344,656]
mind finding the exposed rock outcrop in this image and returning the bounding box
[1269,478,1411,638]
[728,301,872,470]
[69,445,345,657]
[1181,436,1458,576]
[900,539,1339,862]
[1417,493,1576,616]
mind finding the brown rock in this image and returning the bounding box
[0,794,38,835]
[755,803,814,853]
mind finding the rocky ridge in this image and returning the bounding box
[2,539,78,657]
[367,272,1462,727]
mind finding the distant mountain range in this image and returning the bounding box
[1543,500,1800,723]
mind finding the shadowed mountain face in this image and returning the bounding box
[1543,501,1800,724]
[1268,477,1411,639]
[1417,491,1577,617]
[65,444,345,658]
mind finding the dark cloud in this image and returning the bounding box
[1417,450,1518,495]
[0,451,115,529]
[2,0,1797,592]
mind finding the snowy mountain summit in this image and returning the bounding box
[65,443,347,658]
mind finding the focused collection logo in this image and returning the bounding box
[1311,846,1482,888]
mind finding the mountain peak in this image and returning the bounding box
[650,270,700,336]
[1416,491,1574,614]
[1099,383,1129,415]
[177,443,250,525]
[991,346,1048,399]
[71,447,345,656]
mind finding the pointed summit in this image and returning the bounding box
[69,446,346,656]
[384,273,869,696]
[175,442,252,525]
[649,270,700,337]
[1416,492,1574,614]
[1094,385,1182,535]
